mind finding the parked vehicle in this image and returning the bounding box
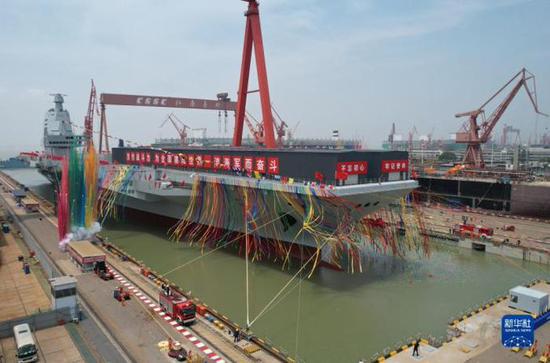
[13,323,38,363]
[452,223,494,240]
[159,288,196,325]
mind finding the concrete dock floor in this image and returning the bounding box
[422,205,550,253]
[0,230,50,321]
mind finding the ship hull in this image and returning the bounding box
[102,165,418,249]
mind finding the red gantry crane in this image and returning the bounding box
[233,0,277,149]
[454,68,547,168]
[98,93,236,154]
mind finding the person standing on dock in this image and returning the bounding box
[412,339,420,357]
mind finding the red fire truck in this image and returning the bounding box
[159,290,196,325]
[452,223,494,239]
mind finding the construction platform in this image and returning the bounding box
[382,281,550,363]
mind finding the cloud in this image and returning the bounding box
[0,0,547,150]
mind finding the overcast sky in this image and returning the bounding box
[1,0,549,156]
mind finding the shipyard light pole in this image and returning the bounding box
[233,0,277,149]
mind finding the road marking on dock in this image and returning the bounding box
[107,265,229,363]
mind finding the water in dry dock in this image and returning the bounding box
[6,169,550,363]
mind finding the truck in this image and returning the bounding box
[452,223,494,240]
[93,260,114,280]
[159,289,196,325]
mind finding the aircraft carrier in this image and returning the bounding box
[35,94,418,253]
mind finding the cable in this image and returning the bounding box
[248,240,329,328]
[161,210,293,277]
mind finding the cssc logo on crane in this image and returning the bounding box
[136,97,168,106]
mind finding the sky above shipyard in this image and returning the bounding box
[1,0,549,156]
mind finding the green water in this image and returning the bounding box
[102,221,548,362]
[7,169,550,362]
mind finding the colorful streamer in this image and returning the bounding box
[169,174,430,273]
[56,143,100,240]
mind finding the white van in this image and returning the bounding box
[13,323,38,363]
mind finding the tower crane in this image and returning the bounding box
[454,68,547,168]
[271,104,288,147]
[408,126,418,175]
[160,113,190,146]
[388,123,396,150]
[287,121,300,142]
[244,112,264,145]
[501,124,520,146]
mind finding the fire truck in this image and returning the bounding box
[159,288,196,325]
[452,223,494,240]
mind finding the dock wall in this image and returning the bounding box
[454,238,549,265]
[0,308,74,339]
[511,184,550,217]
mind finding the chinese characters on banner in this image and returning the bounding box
[501,315,534,348]
[381,160,408,173]
[336,161,368,175]
[126,151,281,175]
